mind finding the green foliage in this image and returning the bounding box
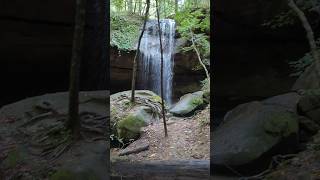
[175,8,210,72]
[262,0,320,29]
[289,49,320,76]
[191,97,204,106]
[110,12,143,51]
[201,77,210,93]
[111,0,125,11]
[262,11,296,29]
[151,95,162,103]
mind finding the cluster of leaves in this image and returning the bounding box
[262,0,320,29]
[289,48,320,76]
[201,77,210,93]
[175,8,210,62]
[110,12,143,51]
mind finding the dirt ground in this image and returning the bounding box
[111,106,210,161]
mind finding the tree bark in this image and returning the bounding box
[68,0,87,138]
[131,0,150,103]
[138,0,142,15]
[190,30,210,80]
[111,160,210,179]
[288,0,320,87]
[175,0,178,13]
[156,0,168,137]
[128,0,133,13]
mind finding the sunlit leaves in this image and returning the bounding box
[110,12,143,51]
[175,8,210,59]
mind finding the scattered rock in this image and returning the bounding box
[170,91,205,117]
[119,138,150,156]
[212,101,299,174]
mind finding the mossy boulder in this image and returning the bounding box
[170,91,206,117]
[117,112,148,140]
[111,90,163,141]
[212,101,299,173]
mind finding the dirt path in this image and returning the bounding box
[111,107,210,161]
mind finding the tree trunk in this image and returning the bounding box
[288,0,320,87]
[128,0,133,13]
[68,0,87,138]
[190,30,210,80]
[111,160,210,179]
[134,0,137,13]
[131,0,150,103]
[156,0,168,137]
[175,0,178,13]
[138,0,142,15]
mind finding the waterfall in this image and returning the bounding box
[138,19,175,105]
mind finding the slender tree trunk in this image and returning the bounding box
[68,0,87,139]
[131,0,150,102]
[138,0,142,15]
[288,0,320,87]
[190,30,210,79]
[156,0,168,137]
[128,0,133,13]
[175,0,178,14]
[134,0,137,13]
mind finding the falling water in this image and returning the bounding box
[138,19,176,105]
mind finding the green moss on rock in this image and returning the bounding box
[117,114,147,140]
[263,112,299,137]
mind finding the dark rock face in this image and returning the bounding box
[213,0,310,114]
[0,0,107,106]
[298,89,320,126]
[110,47,135,93]
[110,47,206,102]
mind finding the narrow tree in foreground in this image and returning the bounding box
[288,0,320,87]
[131,0,150,103]
[156,0,168,137]
[68,0,87,138]
[190,30,210,80]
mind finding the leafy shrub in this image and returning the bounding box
[201,77,210,93]
[110,12,143,51]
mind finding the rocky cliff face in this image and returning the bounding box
[0,0,107,106]
[110,46,206,102]
[213,0,311,114]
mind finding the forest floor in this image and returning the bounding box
[111,106,210,161]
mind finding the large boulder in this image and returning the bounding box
[110,90,162,141]
[292,64,320,91]
[0,91,109,179]
[170,91,206,117]
[262,92,301,114]
[212,101,299,174]
[297,89,320,126]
